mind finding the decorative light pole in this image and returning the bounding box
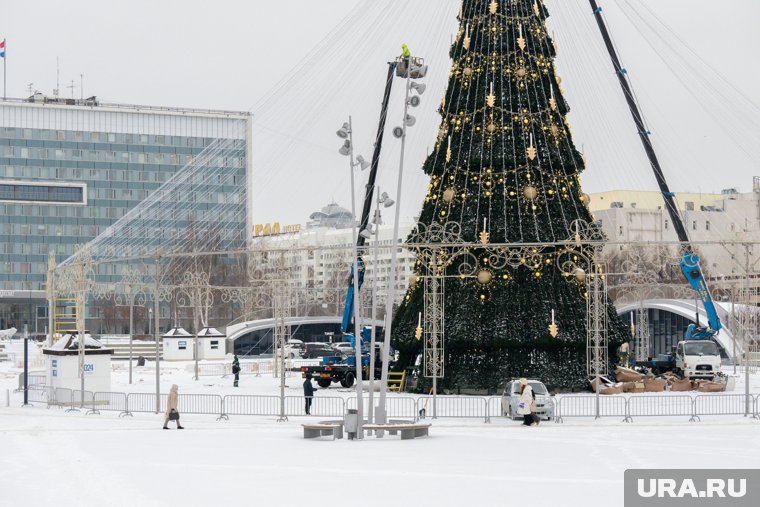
[378,54,426,428]
[337,117,368,438]
[359,187,394,424]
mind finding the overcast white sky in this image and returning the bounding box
[3,1,759,226]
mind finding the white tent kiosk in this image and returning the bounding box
[161,327,193,361]
[43,332,114,393]
[196,327,226,360]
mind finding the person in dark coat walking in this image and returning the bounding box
[232,355,241,387]
[303,374,316,415]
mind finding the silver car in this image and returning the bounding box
[501,379,555,421]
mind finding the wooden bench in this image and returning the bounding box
[363,423,431,440]
[302,423,344,440]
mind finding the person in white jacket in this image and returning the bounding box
[517,378,537,426]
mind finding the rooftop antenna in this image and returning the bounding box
[80,73,83,100]
[26,83,34,96]
[53,57,60,97]
[66,79,75,99]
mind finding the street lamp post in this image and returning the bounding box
[360,187,394,425]
[378,56,423,428]
[338,117,372,438]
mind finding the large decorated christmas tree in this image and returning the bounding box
[392,0,627,391]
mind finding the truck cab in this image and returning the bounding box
[675,339,721,380]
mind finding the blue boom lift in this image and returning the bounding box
[590,1,722,343]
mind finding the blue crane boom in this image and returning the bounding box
[589,0,721,339]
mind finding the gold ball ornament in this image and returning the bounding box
[477,270,493,284]
[486,123,497,133]
[574,267,586,283]
[443,188,456,203]
[409,274,419,286]
[579,193,590,206]
[516,68,527,78]
[463,67,473,77]
[523,185,538,200]
[549,125,560,136]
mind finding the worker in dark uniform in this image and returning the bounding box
[303,374,316,415]
[232,354,241,387]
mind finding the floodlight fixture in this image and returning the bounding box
[356,155,370,170]
[409,95,421,108]
[380,192,395,208]
[409,82,426,95]
[339,139,351,156]
[336,122,350,139]
[392,126,404,138]
[404,114,416,127]
[359,226,373,239]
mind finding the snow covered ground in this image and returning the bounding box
[1,355,759,507]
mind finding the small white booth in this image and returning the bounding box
[161,327,193,361]
[196,327,226,360]
[43,332,114,392]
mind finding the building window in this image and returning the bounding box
[210,340,219,350]
[91,132,100,142]
[618,225,623,236]
[706,221,710,231]
[692,221,697,230]
[0,184,86,204]
[108,133,116,142]
[664,219,669,230]
[56,131,66,140]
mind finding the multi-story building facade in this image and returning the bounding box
[0,95,252,333]
[590,182,760,279]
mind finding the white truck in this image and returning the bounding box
[674,339,721,380]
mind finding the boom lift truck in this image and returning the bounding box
[300,56,427,388]
[591,2,723,379]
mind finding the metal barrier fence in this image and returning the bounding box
[10,389,760,422]
[17,374,47,391]
[127,393,166,413]
[555,395,626,422]
[284,395,345,417]
[627,395,695,421]
[346,396,418,420]
[694,394,756,418]
[223,395,282,416]
[416,396,490,422]
[92,392,131,416]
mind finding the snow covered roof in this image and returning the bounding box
[50,332,106,351]
[162,327,192,338]
[196,327,225,338]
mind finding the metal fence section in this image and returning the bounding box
[26,386,52,406]
[93,392,131,416]
[346,396,418,420]
[284,395,345,417]
[627,395,696,421]
[197,363,229,377]
[177,394,223,416]
[487,397,505,419]
[555,395,627,422]
[694,394,754,418]
[416,396,490,422]
[223,394,281,416]
[17,374,47,390]
[128,393,165,413]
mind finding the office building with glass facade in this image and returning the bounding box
[0,96,252,333]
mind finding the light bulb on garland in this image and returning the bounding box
[523,185,538,200]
